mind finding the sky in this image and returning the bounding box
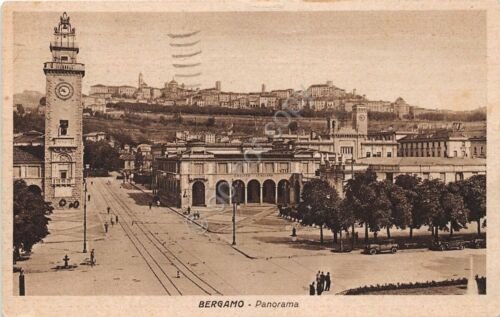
[13,10,486,110]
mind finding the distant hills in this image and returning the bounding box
[13,90,44,109]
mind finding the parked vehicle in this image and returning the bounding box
[364,239,398,255]
[430,236,466,251]
[467,238,486,249]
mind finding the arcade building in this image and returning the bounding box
[153,141,323,208]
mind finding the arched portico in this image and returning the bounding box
[263,180,276,203]
[27,184,42,196]
[232,180,245,204]
[192,181,205,206]
[293,181,301,204]
[277,179,291,204]
[247,180,261,203]
[215,180,230,204]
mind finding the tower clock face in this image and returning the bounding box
[359,114,366,121]
[55,82,74,100]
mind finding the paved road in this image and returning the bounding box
[14,176,486,295]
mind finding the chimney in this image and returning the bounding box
[215,81,221,91]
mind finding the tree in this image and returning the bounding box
[380,181,412,238]
[415,179,447,241]
[206,116,216,127]
[288,121,299,133]
[455,175,486,235]
[344,169,378,243]
[173,112,183,124]
[13,180,53,258]
[14,111,45,133]
[365,181,392,240]
[16,104,25,115]
[395,174,422,239]
[134,148,144,171]
[298,179,340,244]
[441,185,469,237]
[331,199,355,251]
[84,140,121,172]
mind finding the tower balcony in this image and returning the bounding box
[44,62,85,76]
[49,137,78,148]
[50,42,79,52]
[52,178,75,186]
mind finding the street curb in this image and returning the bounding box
[230,245,257,259]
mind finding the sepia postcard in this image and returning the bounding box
[2,1,500,316]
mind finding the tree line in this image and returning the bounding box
[109,102,412,122]
[292,170,485,249]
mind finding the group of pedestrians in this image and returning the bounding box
[104,206,119,233]
[183,207,200,219]
[309,271,332,295]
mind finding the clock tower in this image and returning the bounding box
[352,104,368,136]
[43,12,85,209]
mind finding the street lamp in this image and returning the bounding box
[83,164,90,253]
[150,166,155,195]
[232,181,241,246]
[347,158,356,251]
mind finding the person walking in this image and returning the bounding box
[156,200,160,208]
[325,272,331,291]
[309,282,316,295]
[316,271,321,284]
[110,218,114,226]
[149,201,152,210]
[88,194,91,201]
[115,215,119,223]
[90,249,95,267]
[316,279,323,295]
[107,206,110,214]
[320,271,326,289]
[104,222,109,233]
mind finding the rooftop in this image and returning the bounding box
[399,129,468,142]
[14,146,44,164]
[14,131,44,145]
[358,157,486,166]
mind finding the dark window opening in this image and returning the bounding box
[60,120,68,136]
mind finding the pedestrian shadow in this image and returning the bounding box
[51,264,78,271]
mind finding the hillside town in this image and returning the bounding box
[84,74,440,119]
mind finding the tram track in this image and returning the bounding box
[96,180,222,295]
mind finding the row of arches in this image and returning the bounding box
[191,179,300,206]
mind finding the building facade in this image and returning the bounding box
[154,142,321,208]
[43,12,85,208]
[398,129,471,158]
[320,157,486,197]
